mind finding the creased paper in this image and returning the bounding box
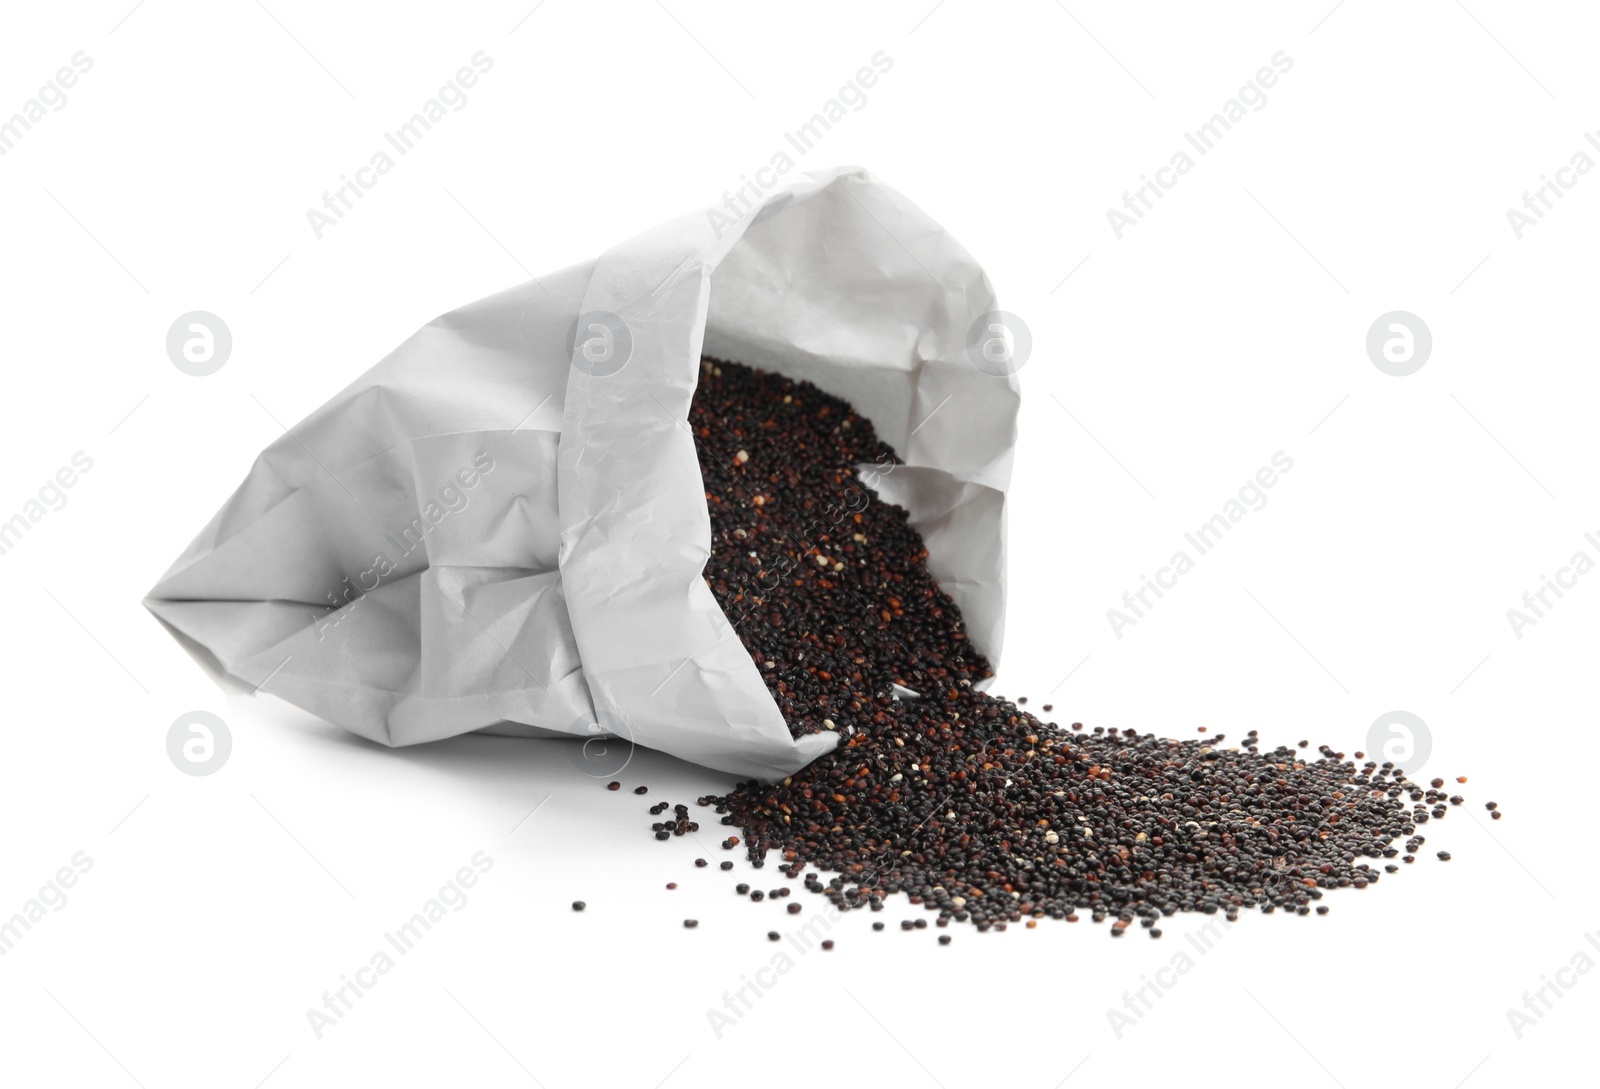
[147,166,1020,780]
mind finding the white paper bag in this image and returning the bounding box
[146,166,1020,780]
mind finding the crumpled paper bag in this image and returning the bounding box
[146,166,1020,780]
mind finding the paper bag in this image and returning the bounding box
[146,166,1020,780]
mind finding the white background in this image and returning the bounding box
[1,2,1594,1086]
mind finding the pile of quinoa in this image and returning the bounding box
[666,358,1471,937]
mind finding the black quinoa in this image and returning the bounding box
[653,358,1470,938]
[691,357,993,741]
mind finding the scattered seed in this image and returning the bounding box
[648,358,1470,943]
